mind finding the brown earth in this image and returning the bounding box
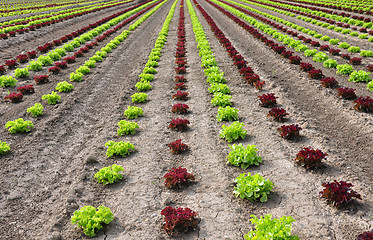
[0,0,372,239]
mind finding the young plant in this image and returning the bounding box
[295,147,327,169]
[48,66,61,74]
[211,93,232,107]
[337,87,357,100]
[360,50,373,57]
[323,59,338,68]
[217,106,239,121]
[4,92,23,103]
[5,59,18,69]
[258,93,277,107]
[84,60,96,68]
[175,76,186,82]
[329,48,341,56]
[320,77,338,88]
[71,205,114,237]
[245,214,299,240]
[17,84,35,94]
[277,124,302,140]
[105,141,135,158]
[124,106,143,119]
[64,56,76,63]
[164,167,195,189]
[94,164,124,185]
[131,92,148,103]
[37,55,53,66]
[0,65,5,75]
[357,230,373,240]
[174,82,186,90]
[253,80,265,90]
[349,57,362,65]
[27,103,44,117]
[135,81,152,92]
[34,75,49,84]
[349,70,371,82]
[70,72,83,82]
[341,54,351,60]
[234,173,274,202]
[117,120,139,136]
[5,118,34,133]
[168,139,188,154]
[353,96,373,113]
[76,66,90,75]
[299,63,314,72]
[227,144,262,169]
[161,206,199,235]
[348,46,361,53]
[16,54,28,63]
[171,103,189,114]
[169,118,190,131]
[267,107,288,122]
[336,64,354,75]
[308,69,324,79]
[172,91,188,100]
[42,91,61,105]
[220,121,247,143]
[313,52,329,62]
[320,180,361,208]
[56,81,74,92]
[0,142,10,155]
[14,68,30,78]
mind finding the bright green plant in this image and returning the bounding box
[70,72,83,82]
[217,106,239,121]
[5,118,34,133]
[348,46,361,53]
[341,29,351,34]
[76,66,90,75]
[56,81,74,92]
[71,205,114,237]
[54,48,66,57]
[338,42,350,49]
[131,92,147,103]
[304,49,317,57]
[234,172,274,202]
[348,70,371,83]
[37,55,53,66]
[329,38,340,45]
[211,92,232,107]
[0,76,17,87]
[28,61,43,71]
[320,36,330,41]
[146,60,158,68]
[124,106,143,119]
[360,50,373,57]
[105,140,134,158]
[27,103,44,117]
[294,44,308,52]
[63,44,74,52]
[314,33,322,39]
[143,67,157,74]
[227,144,262,169]
[367,80,373,92]
[94,164,124,185]
[42,91,61,105]
[220,121,247,143]
[323,59,338,68]
[359,34,368,39]
[135,81,152,91]
[0,141,10,155]
[139,73,154,82]
[244,214,299,240]
[313,52,329,62]
[95,51,107,58]
[369,37,373,42]
[208,83,230,94]
[206,72,226,84]
[117,120,139,136]
[336,64,354,75]
[84,60,96,68]
[47,51,61,61]
[350,32,359,37]
[89,55,102,62]
[14,68,30,78]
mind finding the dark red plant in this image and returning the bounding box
[37,45,49,53]
[273,46,285,54]
[320,77,338,88]
[319,45,330,51]
[303,38,312,43]
[8,31,16,37]
[281,50,293,59]
[74,50,84,58]
[55,61,68,69]
[17,84,35,94]
[329,48,340,56]
[337,87,357,100]
[175,76,186,82]
[0,33,8,39]
[168,139,188,153]
[320,180,361,208]
[307,69,324,79]
[4,92,23,103]
[169,118,190,131]
[300,62,314,72]
[63,56,76,64]
[164,167,195,189]
[34,75,49,84]
[253,80,265,90]
[5,59,18,69]
[277,124,302,139]
[161,206,199,235]
[96,35,105,42]
[175,50,186,57]
[310,41,320,47]
[239,67,254,75]
[27,51,37,59]
[353,96,373,113]
[349,57,362,65]
[16,54,28,63]
[295,147,327,169]
[289,56,301,64]
[175,66,186,74]
[243,73,260,84]
[53,40,62,46]
[80,47,89,53]
[175,82,187,90]
[171,103,189,114]
[48,66,61,74]
[267,107,288,122]
[233,60,247,69]
[60,36,68,43]
[172,91,189,100]
[258,93,277,107]
[0,65,5,75]
[341,54,350,60]
[357,229,373,240]
[175,60,187,67]
[367,65,373,72]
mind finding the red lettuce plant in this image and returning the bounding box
[341,54,350,60]
[253,80,265,90]
[74,50,84,58]
[60,36,68,43]
[176,50,186,57]
[357,230,373,240]
[164,167,195,189]
[80,47,89,53]
[4,92,23,103]
[239,66,254,75]
[171,103,189,114]
[175,82,187,90]
[233,60,247,69]
[277,124,302,139]
[353,96,373,113]
[295,147,327,169]
[55,61,67,69]
[5,59,18,69]
[289,56,302,64]
[175,76,186,82]
[16,54,28,63]
[172,91,188,100]
[273,46,285,54]
[27,51,37,59]
[244,73,260,84]
[320,45,330,51]
[53,40,62,46]
[310,41,321,47]
[8,31,16,37]
[267,107,288,122]
[17,84,35,94]
[0,33,8,39]
[281,50,293,59]
[303,38,312,43]
[161,206,199,235]
[329,48,340,56]
[349,57,362,65]
[34,75,49,84]
[48,66,61,74]
[176,60,186,67]
[96,35,106,42]
[175,66,186,74]
[0,65,5,75]
[308,69,324,79]
[320,77,338,88]
[258,93,277,107]
[337,87,357,100]
[168,139,188,153]
[300,62,314,72]
[367,65,373,72]
[320,180,361,208]
[37,45,49,53]
[169,118,190,131]
[63,56,76,63]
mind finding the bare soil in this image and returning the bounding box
[0,0,372,239]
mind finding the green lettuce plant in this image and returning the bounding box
[27,103,44,117]
[105,141,134,158]
[5,118,34,133]
[94,164,124,185]
[117,120,139,136]
[216,106,239,121]
[220,121,247,143]
[227,144,262,169]
[234,173,274,202]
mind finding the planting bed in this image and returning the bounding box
[1,0,373,239]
